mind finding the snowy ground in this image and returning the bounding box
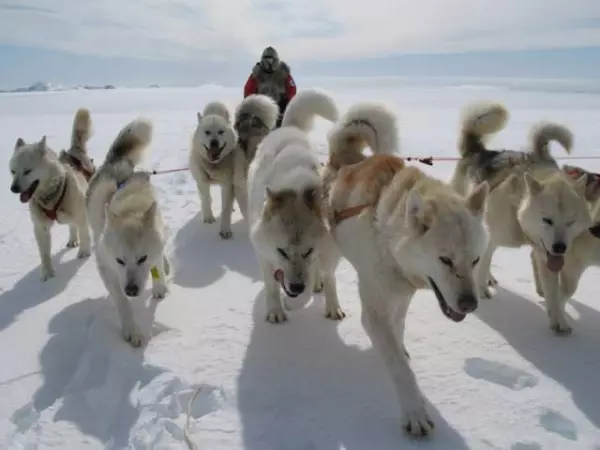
[1,82,600,449]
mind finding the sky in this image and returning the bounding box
[0,0,599,89]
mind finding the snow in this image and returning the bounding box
[1,82,600,450]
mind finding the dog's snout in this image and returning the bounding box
[552,241,567,255]
[457,294,478,314]
[124,283,140,297]
[288,282,305,295]
[209,139,220,149]
[10,183,19,193]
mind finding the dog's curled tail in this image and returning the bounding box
[459,101,509,157]
[201,101,230,123]
[529,122,573,157]
[281,89,338,132]
[327,102,398,169]
[71,108,93,152]
[234,94,280,131]
[106,118,153,167]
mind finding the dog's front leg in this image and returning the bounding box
[358,278,433,438]
[259,258,287,323]
[233,182,248,220]
[219,183,235,239]
[476,241,497,298]
[97,261,144,347]
[151,254,169,300]
[534,251,571,335]
[34,222,54,281]
[530,249,544,297]
[322,271,345,320]
[75,214,91,259]
[66,224,79,248]
[196,175,215,223]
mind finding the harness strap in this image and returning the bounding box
[42,179,68,221]
[332,203,372,227]
[64,152,95,181]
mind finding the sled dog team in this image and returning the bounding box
[8,89,600,438]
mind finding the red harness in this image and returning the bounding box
[42,180,68,221]
[64,153,95,181]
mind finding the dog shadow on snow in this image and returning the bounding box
[0,247,83,333]
[237,290,468,450]
[476,287,600,430]
[10,292,171,448]
[171,213,260,289]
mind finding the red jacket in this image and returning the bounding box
[243,73,297,101]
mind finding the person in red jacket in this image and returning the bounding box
[243,46,297,127]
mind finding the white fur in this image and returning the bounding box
[9,112,93,281]
[87,118,170,348]
[248,89,343,323]
[189,102,241,239]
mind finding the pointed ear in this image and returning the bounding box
[37,135,47,155]
[405,189,428,235]
[572,174,587,197]
[105,204,118,225]
[144,201,157,227]
[524,173,542,197]
[14,138,25,152]
[465,181,489,217]
[196,112,203,123]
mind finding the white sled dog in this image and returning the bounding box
[530,203,600,334]
[9,108,93,280]
[189,96,278,239]
[248,88,345,323]
[323,102,489,438]
[86,118,170,347]
[450,101,591,334]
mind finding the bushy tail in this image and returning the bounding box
[105,118,153,167]
[281,89,339,131]
[234,94,280,131]
[529,122,573,157]
[71,108,92,152]
[459,101,509,157]
[201,101,230,123]
[327,102,398,169]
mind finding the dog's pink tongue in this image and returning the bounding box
[19,191,30,203]
[546,253,564,272]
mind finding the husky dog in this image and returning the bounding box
[58,108,96,181]
[324,102,489,438]
[86,118,170,347]
[189,101,245,239]
[248,88,344,323]
[451,101,591,334]
[530,203,600,335]
[234,94,279,163]
[9,108,93,280]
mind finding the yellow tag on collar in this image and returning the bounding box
[150,267,160,279]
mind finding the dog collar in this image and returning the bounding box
[42,178,68,221]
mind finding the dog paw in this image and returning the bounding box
[122,324,145,348]
[478,284,493,299]
[76,248,91,259]
[313,279,324,293]
[152,283,168,301]
[219,229,233,239]
[325,306,346,321]
[203,215,216,224]
[41,267,55,282]
[66,238,79,248]
[550,321,572,336]
[266,308,288,324]
[402,407,435,439]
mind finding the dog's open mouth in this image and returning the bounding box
[428,277,466,323]
[273,269,300,298]
[19,180,39,203]
[546,252,564,272]
[204,143,227,162]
